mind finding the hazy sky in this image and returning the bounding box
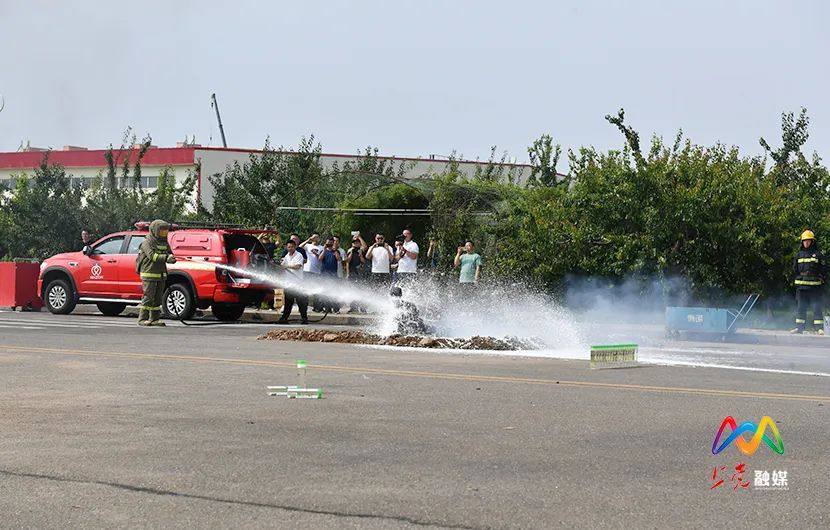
[1,0,827,166]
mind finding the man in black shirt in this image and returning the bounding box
[346,234,367,313]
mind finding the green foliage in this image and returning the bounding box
[333,183,430,240]
[0,130,195,260]
[209,137,326,231]
[451,109,830,298]
[527,134,564,187]
[207,138,419,240]
[84,130,196,235]
[0,156,85,259]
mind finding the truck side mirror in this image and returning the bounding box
[82,245,92,256]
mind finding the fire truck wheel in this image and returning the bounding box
[162,283,196,320]
[45,279,77,315]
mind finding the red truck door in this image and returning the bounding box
[119,234,146,298]
[76,235,124,296]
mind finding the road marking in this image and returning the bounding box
[0,318,135,329]
[0,324,45,330]
[0,343,828,403]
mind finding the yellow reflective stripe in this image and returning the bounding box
[795,279,823,285]
[798,257,820,263]
[813,320,824,325]
[795,319,806,324]
[140,272,165,279]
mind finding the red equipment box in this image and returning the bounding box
[0,262,43,310]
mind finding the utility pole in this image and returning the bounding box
[210,93,227,148]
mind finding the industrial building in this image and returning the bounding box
[0,145,534,209]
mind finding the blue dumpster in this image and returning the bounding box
[665,307,732,333]
[666,294,759,335]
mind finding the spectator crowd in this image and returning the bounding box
[258,229,483,324]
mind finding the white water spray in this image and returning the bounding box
[180,259,396,314]
[385,277,585,351]
[181,259,586,352]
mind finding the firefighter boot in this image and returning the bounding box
[148,310,166,327]
[138,308,150,326]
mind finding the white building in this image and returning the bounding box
[0,145,534,209]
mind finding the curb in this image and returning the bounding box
[675,330,830,350]
[113,306,376,326]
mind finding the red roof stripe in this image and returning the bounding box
[0,145,535,170]
[0,147,196,170]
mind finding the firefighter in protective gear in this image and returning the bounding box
[136,220,177,326]
[790,230,826,334]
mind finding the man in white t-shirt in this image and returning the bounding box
[278,240,308,324]
[333,236,347,278]
[301,233,323,274]
[365,233,394,290]
[300,233,324,311]
[395,229,419,283]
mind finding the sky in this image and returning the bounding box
[1,0,827,166]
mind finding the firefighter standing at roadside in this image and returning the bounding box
[791,230,827,335]
[136,220,177,326]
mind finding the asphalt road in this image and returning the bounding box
[0,311,828,528]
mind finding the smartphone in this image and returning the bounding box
[351,230,359,237]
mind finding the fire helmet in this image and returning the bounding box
[800,230,816,241]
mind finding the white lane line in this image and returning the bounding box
[0,316,134,325]
[640,358,830,378]
[0,324,46,330]
[0,319,134,329]
[0,317,271,329]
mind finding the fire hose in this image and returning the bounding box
[174,257,330,325]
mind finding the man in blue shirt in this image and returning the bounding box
[319,237,342,313]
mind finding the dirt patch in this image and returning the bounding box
[258,329,539,351]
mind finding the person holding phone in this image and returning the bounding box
[454,240,482,288]
[365,233,394,291]
[346,232,368,313]
[300,233,324,311]
[395,229,420,283]
[319,237,342,313]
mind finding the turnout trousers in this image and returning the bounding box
[140,280,165,323]
[795,288,824,331]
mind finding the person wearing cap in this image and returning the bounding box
[791,229,827,334]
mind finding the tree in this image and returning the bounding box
[208,138,419,239]
[85,130,196,235]
[1,155,84,259]
[527,134,564,187]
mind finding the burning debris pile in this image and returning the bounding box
[259,329,540,351]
